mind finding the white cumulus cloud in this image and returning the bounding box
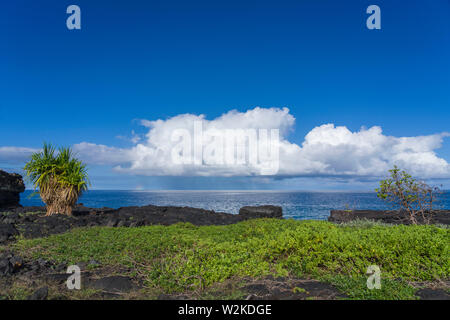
[2,107,449,180]
[0,147,39,163]
[288,124,450,178]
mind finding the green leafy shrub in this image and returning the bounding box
[14,219,449,296]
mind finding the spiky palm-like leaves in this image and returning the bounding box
[24,143,90,216]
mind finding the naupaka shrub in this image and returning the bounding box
[15,219,449,292]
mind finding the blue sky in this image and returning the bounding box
[1,0,449,190]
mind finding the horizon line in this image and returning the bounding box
[21,189,413,193]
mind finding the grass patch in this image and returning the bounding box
[13,219,449,299]
[325,275,417,300]
[0,283,33,300]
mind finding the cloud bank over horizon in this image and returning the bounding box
[1,107,449,183]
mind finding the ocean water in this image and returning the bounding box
[20,190,450,220]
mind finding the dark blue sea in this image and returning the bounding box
[20,190,450,221]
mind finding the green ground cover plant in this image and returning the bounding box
[14,219,449,299]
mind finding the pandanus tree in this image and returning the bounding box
[24,143,90,216]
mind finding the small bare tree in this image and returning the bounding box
[375,166,441,224]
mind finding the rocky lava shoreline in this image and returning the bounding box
[0,204,282,244]
[329,209,450,225]
[1,204,448,245]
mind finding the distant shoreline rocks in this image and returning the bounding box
[239,205,283,219]
[0,204,284,243]
[329,209,450,225]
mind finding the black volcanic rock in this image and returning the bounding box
[0,203,286,242]
[416,288,450,300]
[239,205,283,219]
[87,276,137,293]
[27,287,48,300]
[329,209,449,225]
[0,170,25,209]
[0,223,19,244]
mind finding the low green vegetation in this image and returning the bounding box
[14,219,449,300]
[328,275,417,300]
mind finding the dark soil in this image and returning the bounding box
[240,277,347,300]
[0,249,350,300]
[158,276,348,300]
[415,288,450,300]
